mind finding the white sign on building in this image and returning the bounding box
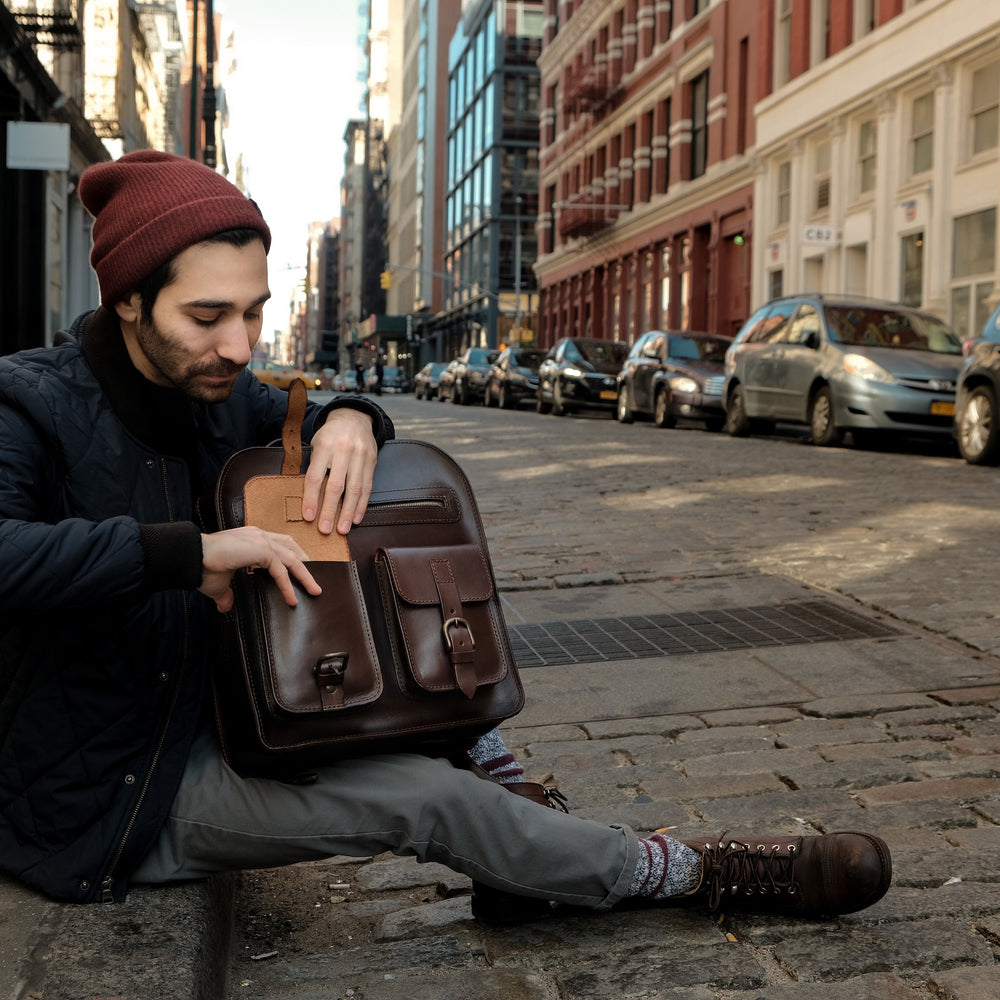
[801,224,840,247]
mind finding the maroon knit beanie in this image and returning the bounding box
[78,150,272,305]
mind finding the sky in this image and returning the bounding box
[219,0,368,342]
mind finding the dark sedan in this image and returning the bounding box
[449,347,499,405]
[617,330,731,430]
[485,346,546,409]
[413,361,448,400]
[537,337,629,416]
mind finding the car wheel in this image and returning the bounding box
[809,385,843,446]
[498,383,513,409]
[957,384,1000,464]
[617,387,634,424]
[725,384,751,437]
[552,381,568,416]
[653,386,677,428]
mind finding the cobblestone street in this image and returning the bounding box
[225,395,1000,1000]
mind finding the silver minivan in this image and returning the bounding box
[722,295,962,447]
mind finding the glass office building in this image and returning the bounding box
[439,0,542,354]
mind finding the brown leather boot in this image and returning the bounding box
[682,831,892,917]
[467,768,569,925]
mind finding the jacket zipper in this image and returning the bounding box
[99,457,190,902]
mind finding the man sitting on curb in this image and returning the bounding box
[0,151,891,923]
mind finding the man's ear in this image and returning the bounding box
[113,293,142,324]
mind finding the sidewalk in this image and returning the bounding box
[5,571,998,999]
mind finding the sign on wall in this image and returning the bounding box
[6,122,71,170]
[802,224,840,247]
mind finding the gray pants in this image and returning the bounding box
[132,726,639,910]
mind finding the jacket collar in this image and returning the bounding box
[80,306,199,459]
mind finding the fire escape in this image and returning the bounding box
[10,0,83,51]
[556,51,624,241]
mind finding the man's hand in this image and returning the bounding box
[301,408,378,535]
[200,527,322,613]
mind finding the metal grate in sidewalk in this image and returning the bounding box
[507,599,901,669]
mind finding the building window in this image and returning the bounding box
[768,268,784,300]
[774,0,792,88]
[951,208,997,339]
[910,93,934,175]
[810,0,831,68]
[776,160,791,226]
[900,232,924,307]
[858,119,876,195]
[970,61,1000,157]
[690,71,709,179]
[814,141,831,212]
[854,0,876,40]
[660,244,671,327]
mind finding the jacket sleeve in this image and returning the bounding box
[0,404,149,614]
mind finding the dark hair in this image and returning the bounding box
[134,227,266,322]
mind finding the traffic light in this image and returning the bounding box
[380,270,392,290]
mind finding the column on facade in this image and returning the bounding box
[543,0,557,45]
[633,112,651,205]
[654,0,672,43]
[636,0,655,61]
[781,138,807,303]
[619,123,635,209]
[652,96,669,196]
[668,101,686,188]
[826,116,846,295]
[871,91,897,295]
[622,0,638,76]
[926,61,954,316]
[605,134,621,217]
[608,6,623,91]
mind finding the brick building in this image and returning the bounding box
[535,0,757,346]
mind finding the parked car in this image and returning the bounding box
[364,364,410,394]
[437,359,461,402]
[616,330,731,430]
[484,346,546,409]
[954,301,1000,463]
[537,337,629,416]
[722,295,962,447]
[449,347,499,405]
[413,362,448,400]
[248,360,322,391]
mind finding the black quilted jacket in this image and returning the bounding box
[0,308,392,902]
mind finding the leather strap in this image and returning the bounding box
[281,379,308,475]
[430,557,477,698]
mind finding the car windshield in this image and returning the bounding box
[669,336,729,363]
[469,349,495,364]
[513,349,545,367]
[575,340,628,364]
[824,306,962,354]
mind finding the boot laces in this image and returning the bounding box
[702,833,798,913]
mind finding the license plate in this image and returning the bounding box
[599,390,617,401]
[931,401,955,416]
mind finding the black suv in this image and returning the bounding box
[954,301,1000,463]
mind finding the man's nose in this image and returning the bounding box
[215,318,254,365]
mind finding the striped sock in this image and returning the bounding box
[628,834,703,899]
[466,729,525,784]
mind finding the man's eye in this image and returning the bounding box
[194,315,219,327]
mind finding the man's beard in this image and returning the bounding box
[134,315,245,403]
